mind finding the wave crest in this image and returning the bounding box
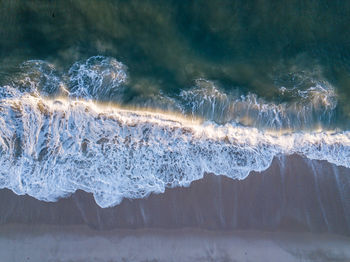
[179,79,337,129]
[1,57,340,131]
[68,56,127,100]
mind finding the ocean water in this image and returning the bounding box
[1,0,350,207]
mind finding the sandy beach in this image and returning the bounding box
[1,224,350,262]
[1,155,349,234]
[1,155,350,261]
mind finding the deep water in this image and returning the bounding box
[1,0,350,129]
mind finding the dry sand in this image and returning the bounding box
[1,224,350,262]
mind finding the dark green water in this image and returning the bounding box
[1,0,350,129]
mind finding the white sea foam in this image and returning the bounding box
[0,57,347,207]
[179,79,337,129]
[0,87,349,207]
[13,60,65,96]
[68,56,127,100]
[5,57,338,130]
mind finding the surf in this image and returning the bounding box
[0,89,349,207]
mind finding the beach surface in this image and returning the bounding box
[1,155,349,233]
[1,225,350,262]
[1,155,350,261]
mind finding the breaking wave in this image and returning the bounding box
[68,56,127,100]
[179,79,337,129]
[4,56,340,130]
[0,56,348,207]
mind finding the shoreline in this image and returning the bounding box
[0,154,349,235]
[1,154,350,261]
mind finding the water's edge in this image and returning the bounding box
[1,154,349,236]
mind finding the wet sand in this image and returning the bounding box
[1,155,349,234]
[1,154,350,261]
